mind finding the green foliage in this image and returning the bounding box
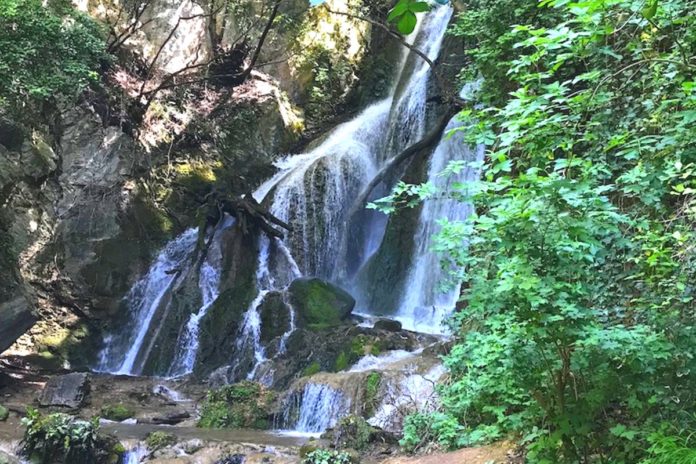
[332,415,374,451]
[197,381,275,429]
[334,351,349,371]
[642,427,696,464]
[363,372,381,416]
[302,449,354,464]
[378,0,696,461]
[145,431,176,451]
[303,361,322,376]
[0,0,107,120]
[99,404,134,422]
[20,408,122,464]
[387,0,430,34]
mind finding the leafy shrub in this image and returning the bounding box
[198,381,275,429]
[20,408,123,464]
[100,404,134,422]
[0,0,107,120]
[302,449,354,464]
[145,431,176,450]
[377,0,696,461]
[332,415,373,451]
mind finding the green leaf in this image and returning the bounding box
[387,0,409,21]
[397,10,418,34]
[642,0,658,19]
[409,1,430,13]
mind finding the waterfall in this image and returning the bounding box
[169,215,236,377]
[95,229,198,375]
[255,3,455,288]
[97,2,469,406]
[123,444,147,464]
[393,116,484,334]
[281,383,350,434]
[96,215,236,377]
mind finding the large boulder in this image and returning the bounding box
[0,294,35,354]
[288,278,355,330]
[39,373,90,408]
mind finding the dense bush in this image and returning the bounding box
[378,0,696,461]
[20,408,124,464]
[197,381,275,429]
[0,0,106,121]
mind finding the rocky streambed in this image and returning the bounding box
[0,316,450,464]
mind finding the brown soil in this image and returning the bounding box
[375,442,515,464]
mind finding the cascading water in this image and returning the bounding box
[122,445,147,464]
[96,215,235,377]
[392,116,484,334]
[96,229,198,375]
[96,1,473,439]
[168,216,236,377]
[253,3,461,432]
[280,383,350,434]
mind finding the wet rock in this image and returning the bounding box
[288,278,355,330]
[259,291,292,344]
[0,450,20,464]
[149,410,191,425]
[0,295,35,355]
[215,455,245,464]
[373,319,402,332]
[329,415,375,451]
[39,372,90,408]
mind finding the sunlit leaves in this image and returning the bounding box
[387,0,431,34]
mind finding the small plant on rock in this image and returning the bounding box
[302,449,354,464]
[198,381,275,429]
[145,431,176,451]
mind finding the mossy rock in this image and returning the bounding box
[259,291,292,344]
[288,278,355,330]
[145,431,176,450]
[0,405,8,421]
[100,404,134,422]
[331,415,374,451]
[363,372,382,417]
[198,381,275,430]
[302,361,321,377]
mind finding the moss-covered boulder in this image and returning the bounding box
[288,278,355,330]
[329,415,375,451]
[100,404,134,422]
[197,381,275,430]
[0,405,8,422]
[145,431,177,451]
